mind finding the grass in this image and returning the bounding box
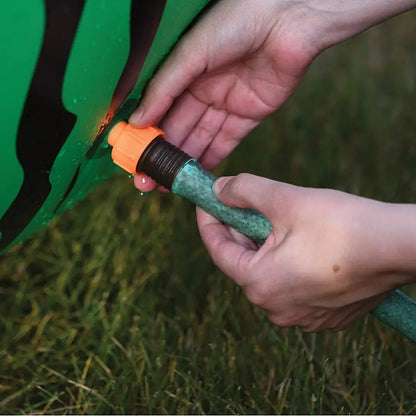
[1,11,416,415]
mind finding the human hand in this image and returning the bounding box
[196,174,416,332]
[130,0,416,193]
[130,0,322,192]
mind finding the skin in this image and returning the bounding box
[129,0,416,331]
[197,174,416,332]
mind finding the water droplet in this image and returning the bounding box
[142,177,146,184]
[73,98,78,104]
[140,192,144,196]
[128,174,134,179]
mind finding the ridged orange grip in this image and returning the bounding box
[108,121,165,174]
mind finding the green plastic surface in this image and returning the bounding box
[0,0,211,252]
[0,1,44,220]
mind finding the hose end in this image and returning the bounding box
[107,121,165,174]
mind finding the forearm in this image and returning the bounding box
[383,203,416,282]
[339,197,416,296]
[294,0,416,52]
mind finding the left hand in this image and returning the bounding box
[196,174,416,332]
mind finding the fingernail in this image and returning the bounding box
[129,106,144,125]
[212,177,231,195]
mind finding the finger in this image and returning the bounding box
[180,106,228,159]
[300,296,381,333]
[129,35,208,127]
[199,114,259,170]
[196,207,256,286]
[212,173,301,224]
[329,293,390,331]
[307,293,388,333]
[134,173,157,192]
[267,307,327,331]
[226,225,259,251]
[159,90,209,148]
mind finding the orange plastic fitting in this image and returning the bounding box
[108,121,165,174]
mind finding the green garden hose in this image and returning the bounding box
[109,121,416,342]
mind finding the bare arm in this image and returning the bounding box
[197,175,416,332]
[130,0,416,191]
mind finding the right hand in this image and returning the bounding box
[129,0,322,191]
[129,0,416,192]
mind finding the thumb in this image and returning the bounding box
[213,173,301,223]
[129,32,208,127]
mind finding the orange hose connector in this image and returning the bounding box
[108,121,165,174]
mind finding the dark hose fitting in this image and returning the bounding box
[136,136,192,190]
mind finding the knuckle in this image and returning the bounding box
[244,283,269,307]
[303,324,319,333]
[330,325,346,333]
[235,172,253,183]
[269,314,295,328]
[175,34,194,56]
[174,36,206,72]
[146,77,163,96]
[174,43,191,65]
[193,122,214,142]
[227,173,252,195]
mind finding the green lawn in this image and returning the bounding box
[1,11,416,414]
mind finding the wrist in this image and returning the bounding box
[351,198,416,289]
